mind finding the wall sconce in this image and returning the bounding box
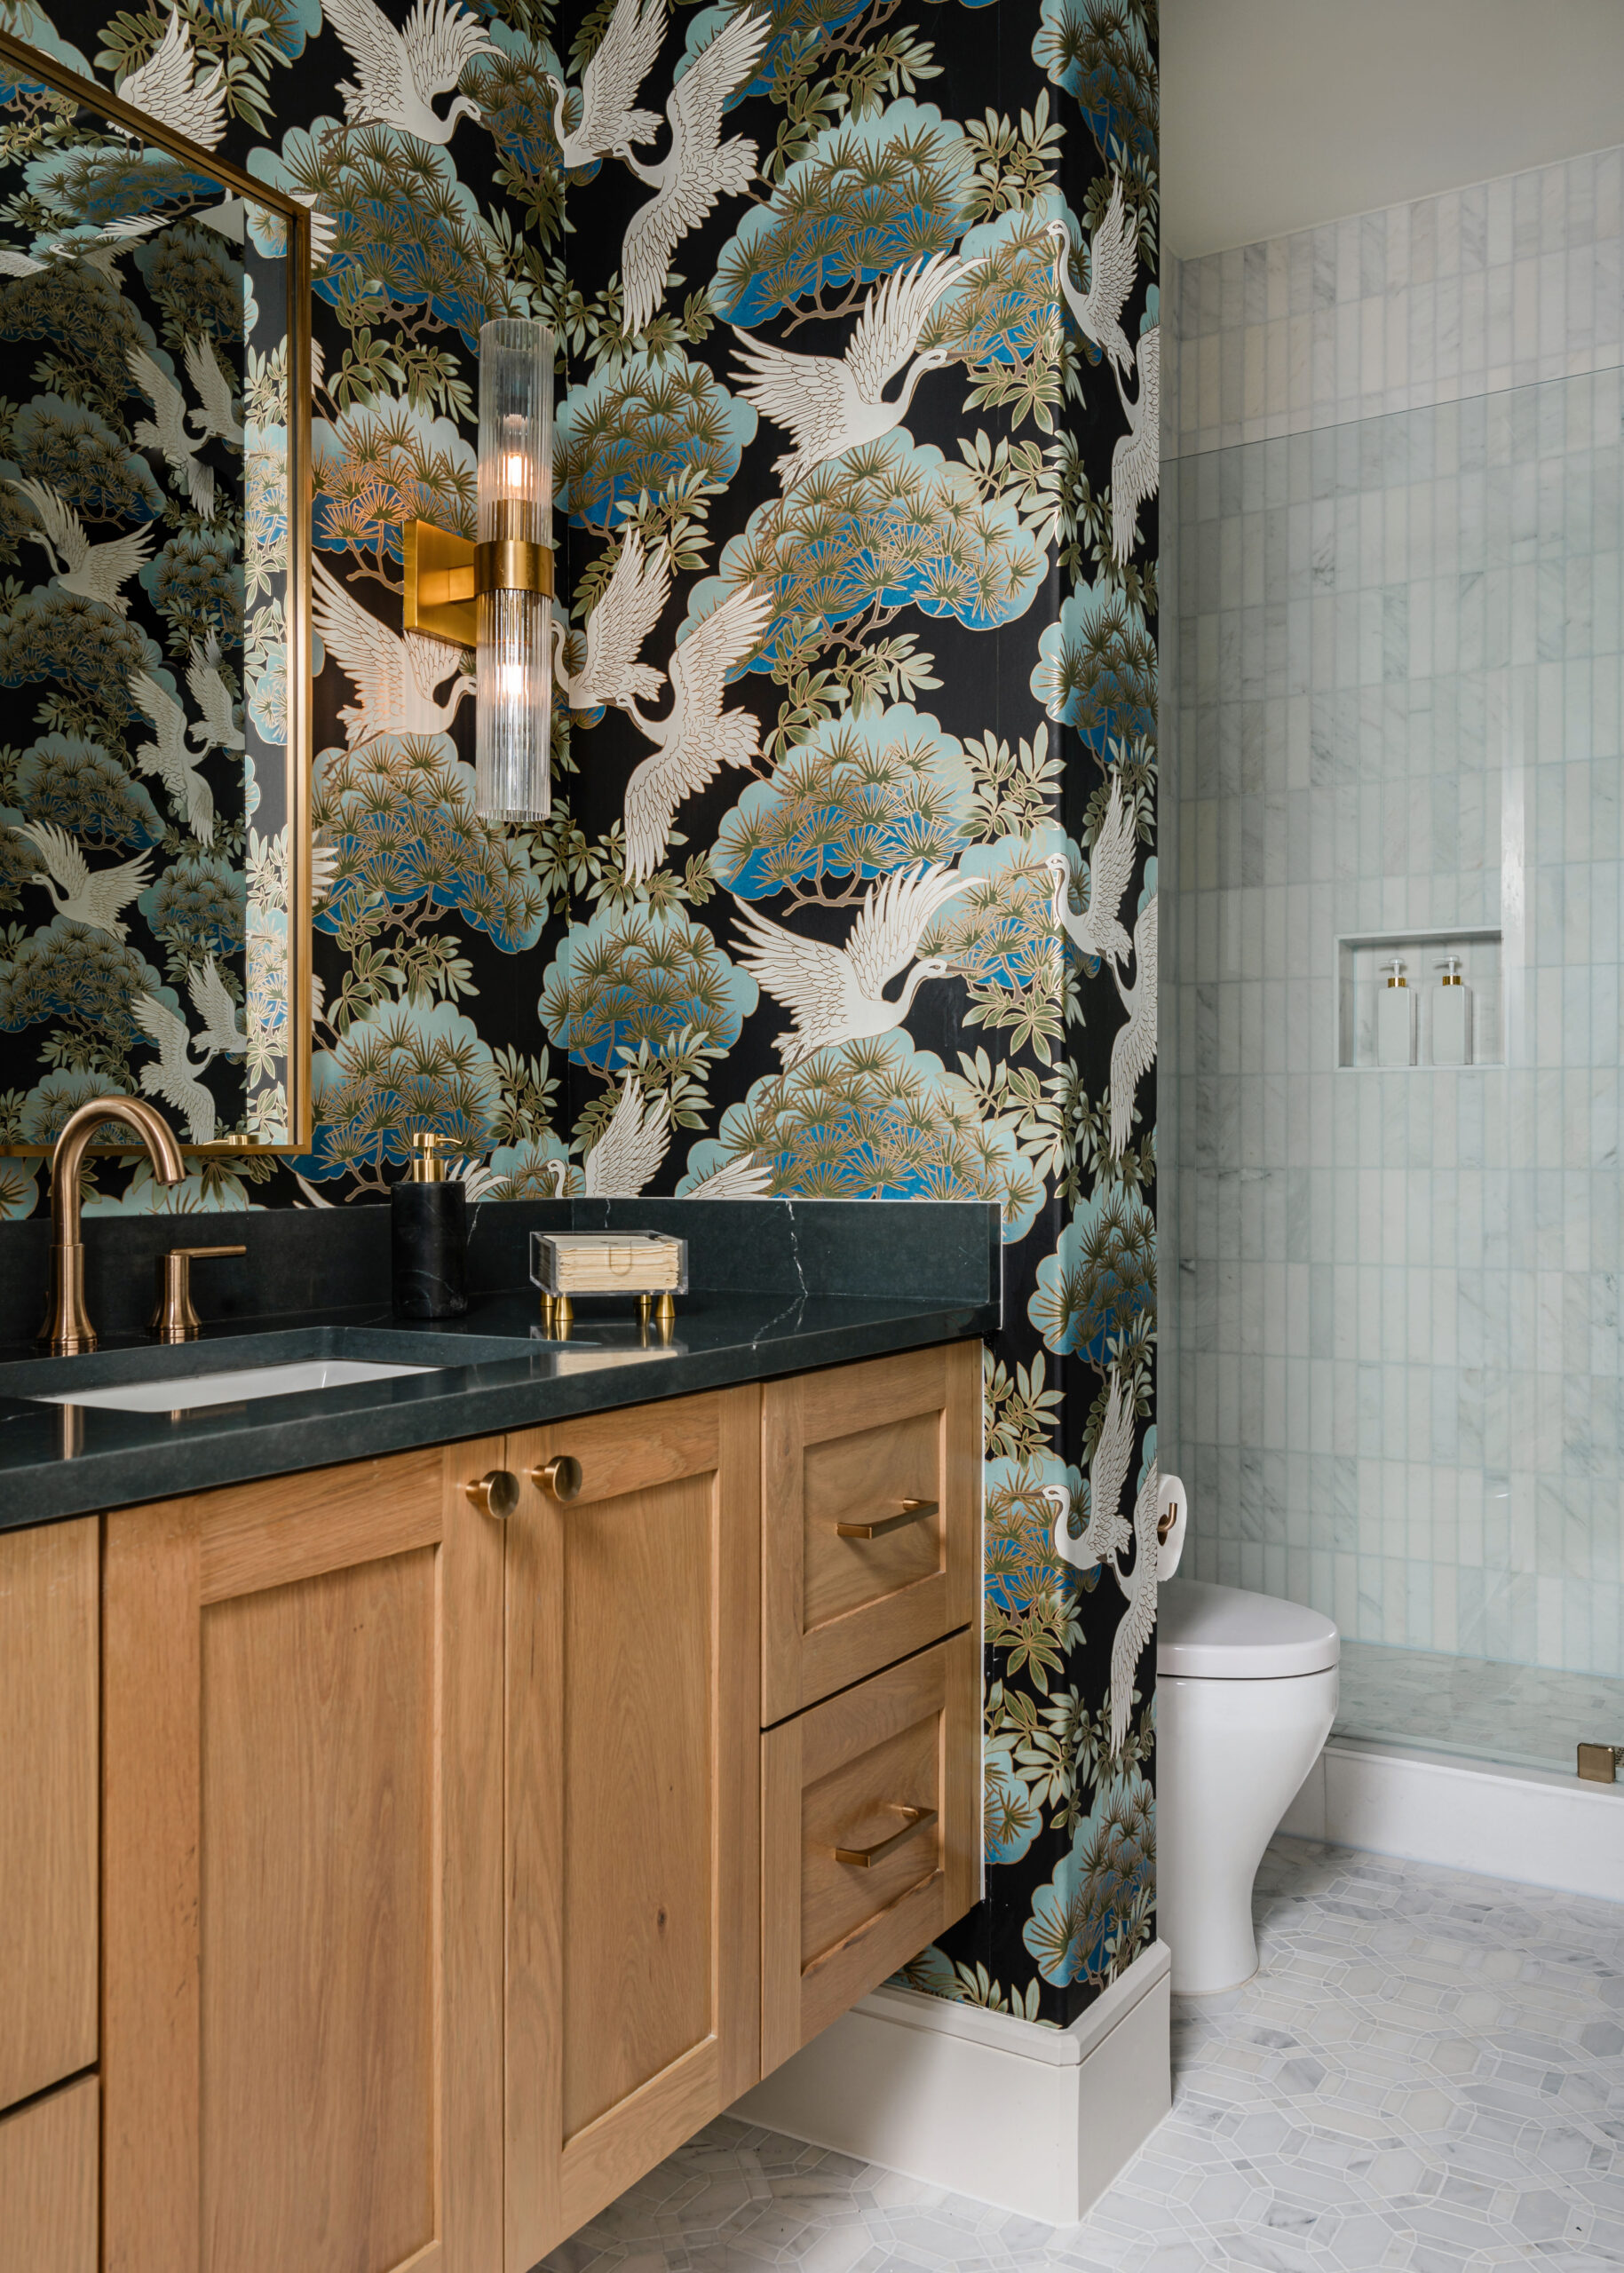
[405,318,556,822]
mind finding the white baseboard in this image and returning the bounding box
[1279,1738,1624,1900]
[728,1941,1171,2226]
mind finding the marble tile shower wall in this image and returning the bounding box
[1167,143,1624,457]
[1163,342,1624,1676]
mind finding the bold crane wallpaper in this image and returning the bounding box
[0,0,1158,2026]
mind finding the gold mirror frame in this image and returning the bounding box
[0,25,311,1156]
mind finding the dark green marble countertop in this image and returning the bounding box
[0,1287,996,1531]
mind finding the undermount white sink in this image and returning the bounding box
[32,1358,437,1414]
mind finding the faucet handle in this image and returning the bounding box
[149,1245,246,1344]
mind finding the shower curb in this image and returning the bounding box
[1279,1737,1624,1900]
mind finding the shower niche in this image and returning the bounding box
[1336,929,1503,1070]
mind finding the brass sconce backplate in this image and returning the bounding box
[404,517,556,650]
[404,519,479,647]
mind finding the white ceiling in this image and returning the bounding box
[1162,0,1624,260]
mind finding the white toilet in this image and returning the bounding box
[1156,1577,1340,1995]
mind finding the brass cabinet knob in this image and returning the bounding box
[532,1454,582,1503]
[466,1469,520,1520]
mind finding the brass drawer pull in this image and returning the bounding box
[836,1496,938,1540]
[833,1803,938,1869]
[533,1454,582,1503]
[466,1469,520,1520]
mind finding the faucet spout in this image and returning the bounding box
[40,1096,186,1354]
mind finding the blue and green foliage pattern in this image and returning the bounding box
[5,0,1156,2024]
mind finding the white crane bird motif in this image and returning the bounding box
[681,1152,773,1199]
[131,670,216,845]
[1042,773,1136,974]
[8,479,153,615]
[1107,891,1156,1159]
[134,996,216,1143]
[115,7,227,149]
[1047,1366,1136,1580]
[17,823,153,941]
[730,253,963,493]
[1044,1367,1167,1754]
[1047,176,1138,379]
[321,0,498,144]
[132,961,250,1145]
[128,349,216,521]
[546,1076,672,1197]
[553,530,670,714]
[1111,322,1160,568]
[186,640,244,756]
[620,581,773,884]
[545,0,666,170]
[313,556,475,743]
[184,337,243,449]
[0,213,165,279]
[617,6,772,336]
[187,954,248,1057]
[731,861,971,1067]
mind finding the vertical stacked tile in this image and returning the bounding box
[1166,147,1624,1683]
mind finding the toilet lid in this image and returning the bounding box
[1157,1579,1340,1678]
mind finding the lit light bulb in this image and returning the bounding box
[474,319,555,823]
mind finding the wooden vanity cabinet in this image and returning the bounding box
[100,1441,507,2273]
[72,1335,978,2273]
[0,1517,99,2117]
[503,1385,762,2269]
[0,2074,99,2273]
[0,1517,99,2273]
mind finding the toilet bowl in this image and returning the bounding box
[1156,1579,1339,1995]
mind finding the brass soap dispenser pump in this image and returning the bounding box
[391,1130,469,1319]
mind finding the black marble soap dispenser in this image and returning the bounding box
[392,1131,468,1318]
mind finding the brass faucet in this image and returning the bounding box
[40,1096,185,1354]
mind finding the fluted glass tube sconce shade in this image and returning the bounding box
[474,319,555,823]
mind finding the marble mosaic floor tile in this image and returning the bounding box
[1335,1642,1624,1776]
[539,1839,1624,2273]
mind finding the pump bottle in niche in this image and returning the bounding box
[1375,956,1414,1067]
[392,1131,469,1318]
[1431,954,1471,1065]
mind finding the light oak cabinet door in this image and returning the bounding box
[101,1442,506,2273]
[504,1387,761,2269]
[0,2072,99,2273]
[0,1517,97,2116]
[762,1341,980,1723]
[761,1630,978,2073]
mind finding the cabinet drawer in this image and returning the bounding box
[762,1341,980,1722]
[0,2072,98,2273]
[761,1631,978,2072]
[0,1518,98,2113]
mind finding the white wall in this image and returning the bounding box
[1163,0,1624,259]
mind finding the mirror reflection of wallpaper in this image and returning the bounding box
[0,73,292,1158]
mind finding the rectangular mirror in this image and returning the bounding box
[0,27,309,1155]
